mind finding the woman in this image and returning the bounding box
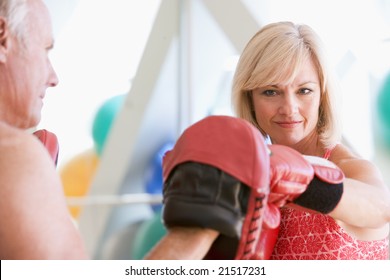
[146,22,390,260]
[232,21,389,259]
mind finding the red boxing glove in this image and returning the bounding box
[162,115,274,260]
[294,155,344,214]
[252,145,308,259]
[267,144,344,214]
[253,145,314,258]
[255,145,345,259]
[33,129,59,166]
[268,144,315,207]
[253,203,280,259]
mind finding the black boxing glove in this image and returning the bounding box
[161,115,275,260]
[162,162,250,238]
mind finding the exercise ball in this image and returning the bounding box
[92,94,125,156]
[60,149,99,218]
[144,142,174,212]
[99,220,145,260]
[377,73,390,146]
[131,210,167,259]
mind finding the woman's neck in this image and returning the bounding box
[272,131,325,157]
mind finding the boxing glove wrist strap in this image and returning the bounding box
[293,176,343,214]
[293,155,344,214]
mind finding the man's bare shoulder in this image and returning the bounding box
[0,121,32,148]
[0,121,54,188]
[0,123,88,259]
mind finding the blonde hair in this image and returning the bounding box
[232,21,341,148]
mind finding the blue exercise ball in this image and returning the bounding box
[92,94,125,156]
[144,142,174,212]
[377,73,390,146]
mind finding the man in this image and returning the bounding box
[0,0,87,259]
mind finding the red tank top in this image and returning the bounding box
[270,146,390,260]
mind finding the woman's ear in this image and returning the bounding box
[0,17,9,63]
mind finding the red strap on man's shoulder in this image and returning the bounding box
[33,129,59,166]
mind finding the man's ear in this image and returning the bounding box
[0,16,9,63]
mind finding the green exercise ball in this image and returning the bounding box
[131,210,167,259]
[92,94,125,155]
[378,73,390,146]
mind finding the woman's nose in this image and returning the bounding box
[278,92,298,116]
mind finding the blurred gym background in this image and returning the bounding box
[39,0,390,259]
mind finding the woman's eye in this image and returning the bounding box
[298,88,312,95]
[262,89,277,96]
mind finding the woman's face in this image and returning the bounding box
[251,58,321,146]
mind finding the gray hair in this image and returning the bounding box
[0,0,29,43]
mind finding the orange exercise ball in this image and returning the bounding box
[60,149,99,218]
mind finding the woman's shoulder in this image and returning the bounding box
[329,143,386,186]
[330,143,377,168]
[329,143,367,164]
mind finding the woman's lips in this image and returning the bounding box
[275,121,302,128]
